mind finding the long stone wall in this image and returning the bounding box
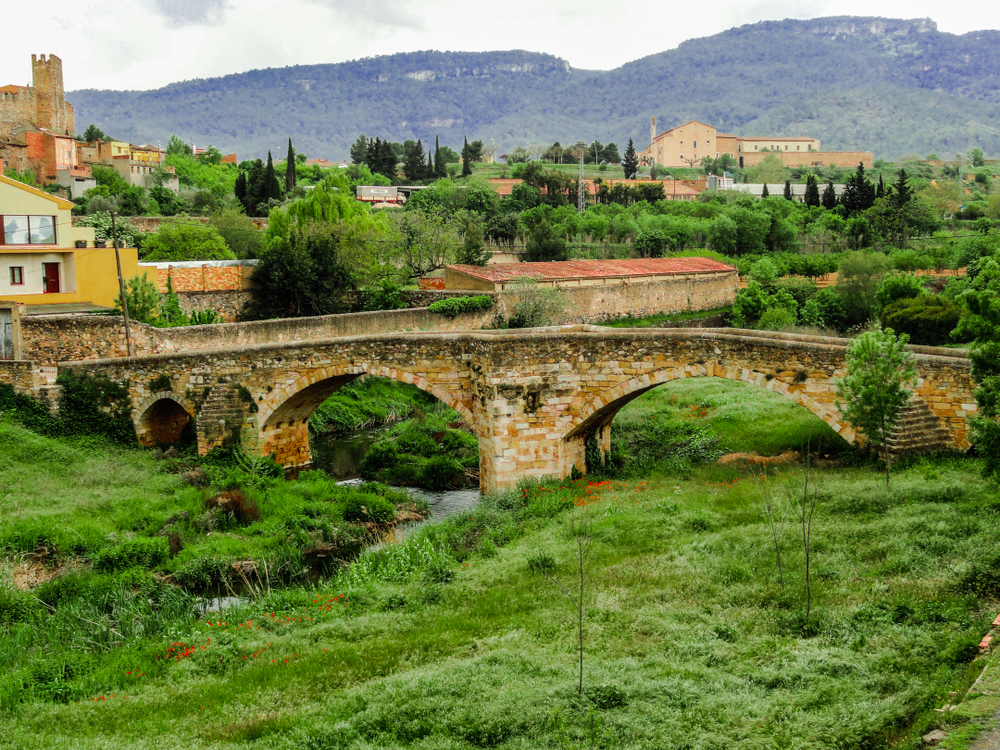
[0,360,42,395]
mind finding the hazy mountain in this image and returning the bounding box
[69,17,1000,161]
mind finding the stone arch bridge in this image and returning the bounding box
[60,326,976,493]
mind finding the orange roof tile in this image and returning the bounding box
[449,257,735,284]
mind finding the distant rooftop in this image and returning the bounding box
[449,257,735,284]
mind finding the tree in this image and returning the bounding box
[955,257,1000,478]
[835,250,888,327]
[211,209,266,260]
[114,274,161,325]
[461,137,472,178]
[622,138,638,179]
[601,142,621,164]
[349,134,368,165]
[468,140,484,163]
[82,124,105,142]
[783,180,792,201]
[969,148,986,168]
[524,218,567,262]
[761,183,769,198]
[285,138,296,193]
[821,180,838,209]
[841,162,876,215]
[402,139,426,182]
[166,135,192,156]
[141,221,235,262]
[804,175,820,207]
[434,136,446,178]
[835,328,917,487]
[244,223,357,319]
[455,220,490,266]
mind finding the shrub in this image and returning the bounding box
[341,495,396,524]
[420,455,465,490]
[141,221,235,262]
[427,295,494,318]
[92,536,170,572]
[883,295,963,346]
[174,556,228,591]
[758,306,797,331]
[358,441,398,474]
[204,489,261,526]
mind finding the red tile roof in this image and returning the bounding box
[449,257,735,283]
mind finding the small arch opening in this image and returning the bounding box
[138,397,194,448]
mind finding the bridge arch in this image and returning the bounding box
[563,363,858,453]
[134,391,197,447]
[255,363,473,468]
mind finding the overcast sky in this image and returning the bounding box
[3,0,999,92]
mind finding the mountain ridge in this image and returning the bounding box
[68,17,1000,161]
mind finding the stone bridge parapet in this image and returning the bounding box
[57,326,976,493]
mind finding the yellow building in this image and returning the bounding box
[0,174,138,309]
[642,118,869,169]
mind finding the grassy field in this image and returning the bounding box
[1,384,999,749]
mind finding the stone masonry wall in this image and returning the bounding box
[60,327,975,493]
[0,360,42,395]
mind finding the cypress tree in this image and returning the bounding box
[622,137,639,179]
[876,173,885,200]
[235,171,247,207]
[434,135,446,178]
[762,183,770,198]
[804,174,820,207]
[783,180,792,201]
[285,137,296,193]
[822,180,837,209]
[265,151,282,201]
[461,137,472,178]
[426,151,434,181]
[380,139,397,179]
[366,137,381,172]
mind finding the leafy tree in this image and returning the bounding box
[954,257,1000,478]
[745,154,788,184]
[456,220,490,266]
[244,223,357,319]
[969,148,986,168]
[285,137,296,193]
[804,174,820,207]
[835,328,917,487]
[141,222,235,262]
[601,142,621,164]
[166,135,192,156]
[622,138,638,179]
[524,218,567,262]
[835,250,888,327]
[378,209,462,282]
[873,272,925,322]
[211,209,266,259]
[82,124,105,142]
[883,294,963,346]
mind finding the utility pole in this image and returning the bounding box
[577,144,585,214]
[110,212,134,357]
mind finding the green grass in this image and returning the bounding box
[613,377,850,457]
[2,458,998,749]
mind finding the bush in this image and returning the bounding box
[427,295,494,319]
[358,441,399,473]
[92,536,170,572]
[420,455,465,490]
[758,306,797,331]
[883,295,964,346]
[341,495,396,524]
[141,221,235,262]
[173,556,228,591]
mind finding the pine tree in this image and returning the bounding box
[822,180,837,209]
[783,180,792,201]
[366,137,381,172]
[285,137,296,193]
[350,134,368,165]
[403,139,425,182]
[842,162,876,215]
[762,183,770,198]
[379,139,397,179]
[892,169,912,207]
[461,137,472,178]
[434,135,446,178]
[622,138,639,179]
[804,175,820,207]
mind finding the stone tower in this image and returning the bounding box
[31,54,73,134]
[650,116,657,145]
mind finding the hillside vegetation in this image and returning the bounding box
[70,17,1000,160]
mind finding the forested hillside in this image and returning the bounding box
[69,16,1000,161]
